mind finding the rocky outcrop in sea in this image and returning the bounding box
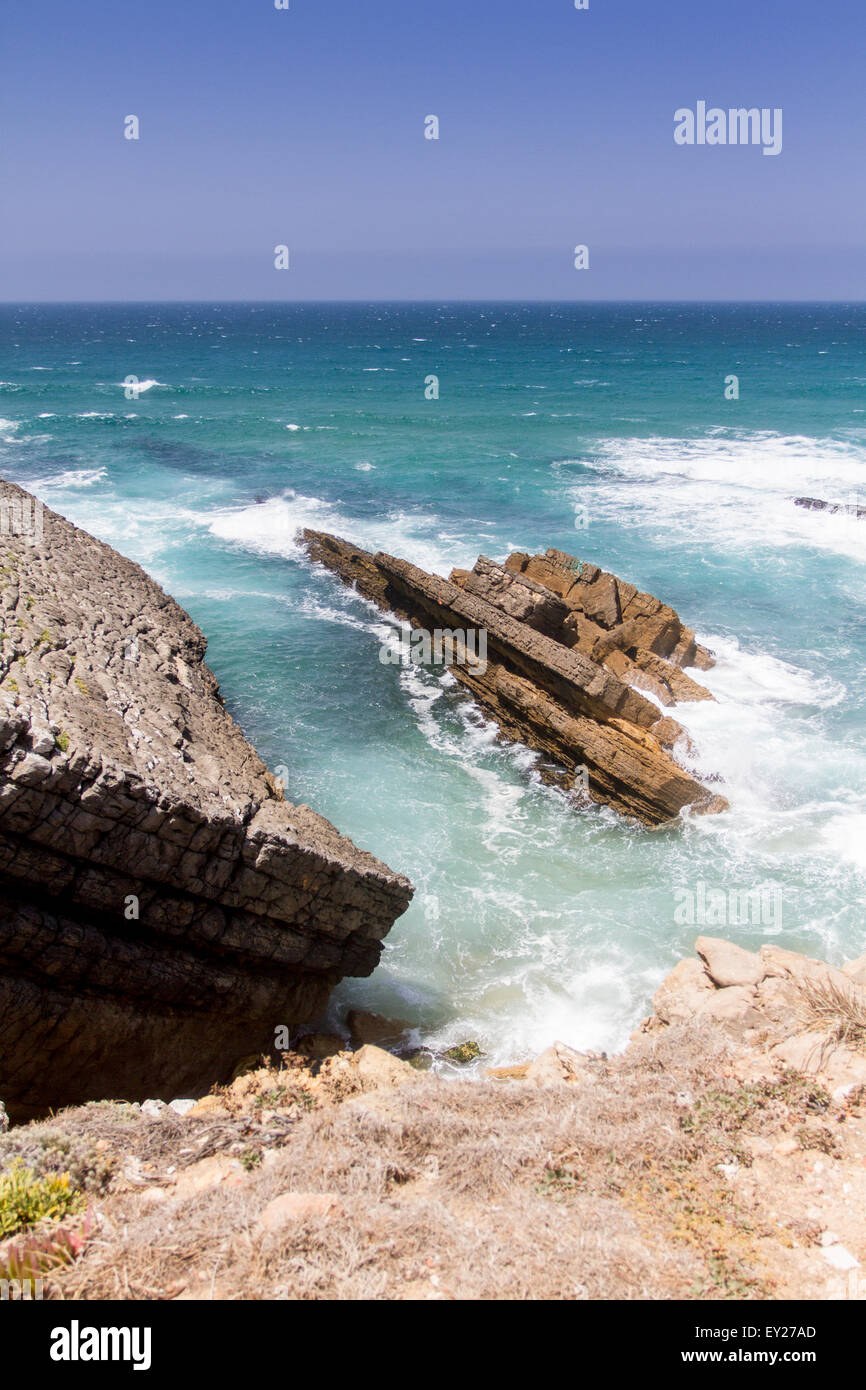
[303,530,727,825]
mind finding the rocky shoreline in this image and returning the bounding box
[3,484,864,1300]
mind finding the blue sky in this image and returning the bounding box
[2,0,864,299]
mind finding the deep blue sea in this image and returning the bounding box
[2,302,865,1062]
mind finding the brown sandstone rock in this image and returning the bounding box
[843,955,866,988]
[650,956,721,1027]
[650,717,695,754]
[525,1042,592,1085]
[694,985,765,1034]
[302,530,726,826]
[696,937,763,989]
[769,1033,866,1094]
[171,1156,247,1200]
[647,938,866,1085]
[351,1044,418,1090]
[759,945,852,994]
[189,1095,230,1119]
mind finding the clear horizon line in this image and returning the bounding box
[3,297,866,307]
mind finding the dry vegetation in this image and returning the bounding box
[798,976,866,1052]
[3,1019,864,1301]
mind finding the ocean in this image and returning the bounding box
[1,301,864,1065]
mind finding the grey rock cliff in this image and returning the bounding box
[0,481,413,1118]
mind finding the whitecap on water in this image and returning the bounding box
[568,432,866,565]
[202,490,477,576]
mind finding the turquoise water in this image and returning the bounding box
[1,302,865,1061]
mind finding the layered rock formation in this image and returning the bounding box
[302,530,727,826]
[0,482,413,1119]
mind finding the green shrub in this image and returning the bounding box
[0,1163,85,1240]
[0,1125,114,1193]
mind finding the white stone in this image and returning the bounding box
[168,1098,196,1116]
[821,1245,860,1272]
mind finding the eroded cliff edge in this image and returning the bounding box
[0,482,413,1118]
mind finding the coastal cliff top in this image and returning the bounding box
[4,935,864,1302]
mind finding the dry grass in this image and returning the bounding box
[3,1021,830,1301]
[4,1020,858,1300]
[798,976,866,1051]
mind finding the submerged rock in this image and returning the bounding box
[302,530,727,826]
[346,1010,410,1047]
[0,481,413,1119]
[443,1040,482,1065]
[794,496,866,518]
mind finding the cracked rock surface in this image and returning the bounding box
[0,482,413,1118]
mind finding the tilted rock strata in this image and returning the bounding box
[0,482,412,1118]
[489,548,715,698]
[302,530,727,826]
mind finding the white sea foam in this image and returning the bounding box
[203,491,477,576]
[116,379,164,393]
[669,637,865,899]
[819,813,866,872]
[32,467,107,491]
[564,432,866,565]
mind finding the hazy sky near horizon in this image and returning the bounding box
[2,0,864,300]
